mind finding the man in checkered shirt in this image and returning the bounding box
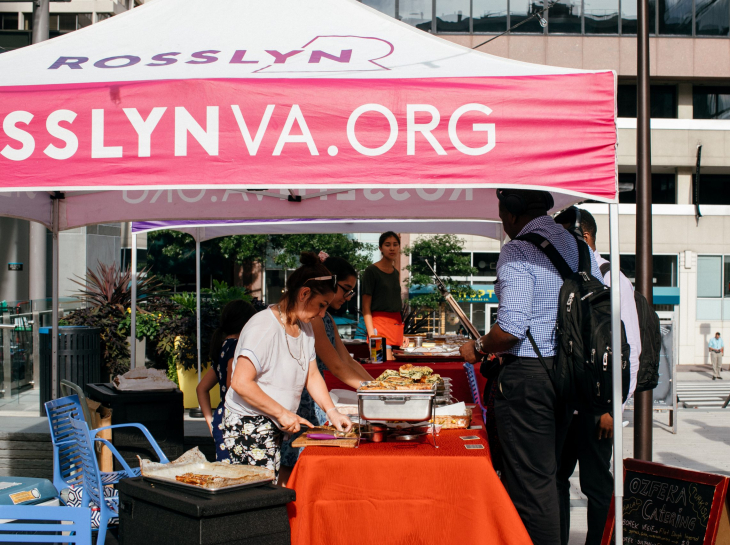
[461,188,602,545]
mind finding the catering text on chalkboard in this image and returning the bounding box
[602,459,729,545]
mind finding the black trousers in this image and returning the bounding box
[495,356,571,545]
[556,412,613,545]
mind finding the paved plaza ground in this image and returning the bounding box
[2,365,729,544]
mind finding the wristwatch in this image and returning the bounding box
[474,337,487,356]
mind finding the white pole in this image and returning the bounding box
[609,203,624,543]
[196,237,201,385]
[130,233,137,368]
[51,197,59,400]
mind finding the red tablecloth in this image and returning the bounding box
[287,414,530,545]
[323,361,487,405]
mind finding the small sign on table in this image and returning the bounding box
[602,459,730,545]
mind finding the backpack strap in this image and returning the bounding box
[515,233,573,280]
[599,262,611,277]
[576,239,593,277]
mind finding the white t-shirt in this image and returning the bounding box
[224,306,316,426]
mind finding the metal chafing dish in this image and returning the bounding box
[356,381,438,448]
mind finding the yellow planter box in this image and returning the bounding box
[176,362,221,410]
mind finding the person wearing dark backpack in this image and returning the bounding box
[460,189,604,545]
[554,206,641,545]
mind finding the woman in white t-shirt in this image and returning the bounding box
[222,252,353,478]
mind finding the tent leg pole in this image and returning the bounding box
[609,203,623,544]
[131,233,137,368]
[51,198,59,400]
[190,235,204,418]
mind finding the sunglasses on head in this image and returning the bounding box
[304,275,337,291]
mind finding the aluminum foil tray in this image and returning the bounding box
[142,462,274,494]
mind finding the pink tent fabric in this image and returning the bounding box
[0,0,617,202]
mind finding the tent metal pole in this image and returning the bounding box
[51,197,59,400]
[131,233,137,368]
[609,203,623,544]
[196,236,201,385]
[635,0,654,461]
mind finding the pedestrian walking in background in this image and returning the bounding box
[709,332,724,380]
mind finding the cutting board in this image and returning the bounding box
[291,427,358,448]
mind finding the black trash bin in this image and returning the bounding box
[39,326,101,415]
[85,383,184,469]
[117,478,295,545]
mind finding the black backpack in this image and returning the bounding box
[516,233,631,414]
[599,262,661,393]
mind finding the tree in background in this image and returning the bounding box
[270,234,375,274]
[403,234,476,310]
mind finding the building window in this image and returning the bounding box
[473,0,508,32]
[617,85,677,118]
[400,0,433,29]
[696,255,730,320]
[96,13,114,22]
[0,13,19,30]
[693,86,730,120]
[48,13,93,32]
[692,174,730,205]
[436,0,472,32]
[621,0,656,34]
[696,0,730,34]
[547,0,582,33]
[472,252,500,277]
[584,0,619,33]
[658,0,693,34]
[617,173,677,204]
[615,254,678,287]
[509,0,545,32]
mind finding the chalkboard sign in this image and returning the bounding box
[602,459,729,545]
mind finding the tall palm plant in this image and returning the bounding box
[72,261,161,308]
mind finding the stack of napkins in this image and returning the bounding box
[113,367,177,391]
[433,402,468,416]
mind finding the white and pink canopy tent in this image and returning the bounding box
[0,0,626,535]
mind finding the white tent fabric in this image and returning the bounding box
[0,0,625,535]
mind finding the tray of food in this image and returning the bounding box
[140,448,273,494]
[357,365,440,422]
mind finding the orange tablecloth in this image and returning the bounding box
[323,361,488,405]
[287,415,530,545]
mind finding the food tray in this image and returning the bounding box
[393,351,464,362]
[141,462,274,494]
[357,384,436,422]
[433,408,473,429]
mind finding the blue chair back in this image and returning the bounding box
[68,418,105,514]
[463,363,488,423]
[45,395,86,492]
[0,504,92,544]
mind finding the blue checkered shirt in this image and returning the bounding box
[495,215,604,358]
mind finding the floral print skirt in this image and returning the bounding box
[221,409,283,476]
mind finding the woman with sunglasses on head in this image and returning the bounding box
[279,253,374,478]
[362,231,404,361]
[223,252,352,481]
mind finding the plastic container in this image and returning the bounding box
[369,329,385,363]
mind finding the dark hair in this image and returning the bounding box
[323,256,357,282]
[379,231,401,248]
[279,252,336,322]
[209,299,257,361]
[717,332,722,336]
[496,188,554,216]
[554,206,598,241]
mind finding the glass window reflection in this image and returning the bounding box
[362,0,397,17]
[510,0,545,33]
[473,0,508,31]
[436,0,471,32]
[658,0,692,34]
[400,0,433,31]
[548,0,582,33]
[585,0,619,33]
[696,0,730,35]
[621,0,656,34]
[694,86,730,119]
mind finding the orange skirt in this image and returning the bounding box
[371,312,404,347]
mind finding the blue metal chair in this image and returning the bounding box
[0,504,92,544]
[45,395,170,494]
[463,362,488,423]
[66,417,125,545]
